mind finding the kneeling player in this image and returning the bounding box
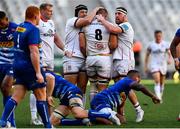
[45,72,120,126]
[91,70,160,125]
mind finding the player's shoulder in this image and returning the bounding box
[66,17,78,25]
[175,28,180,37]
[9,22,18,29]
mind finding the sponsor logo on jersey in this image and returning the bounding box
[0,41,14,47]
[16,27,26,32]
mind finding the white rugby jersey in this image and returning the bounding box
[113,22,134,60]
[64,17,84,58]
[39,19,56,61]
[147,40,169,67]
[82,19,110,56]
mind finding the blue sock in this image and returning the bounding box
[1,98,17,127]
[61,118,84,125]
[3,96,16,127]
[88,110,111,121]
[36,101,51,128]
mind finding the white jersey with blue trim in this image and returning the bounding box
[113,22,134,60]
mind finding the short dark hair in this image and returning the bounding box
[75,4,88,17]
[0,11,6,20]
[40,3,53,10]
[127,70,140,78]
[154,30,162,35]
[116,7,127,15]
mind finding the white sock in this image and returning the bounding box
[160,84,164,97]
[134,102,142,112]
[82,94,86,107]
[30,93,37,120]
[154,83,161,100]
[89,79,98,102]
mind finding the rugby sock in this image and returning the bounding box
[82,94,86,106]
[36,101,51,128]
[89,79,98,102]
[88,110,111,121]
[1,98,17,127]
[30,93,38,120]
[154,83,161,100]
[160,84,164,97]
[61,118,84,125]
[134,102,142,112]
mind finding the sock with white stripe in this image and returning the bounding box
[36,101,51,128]
[1,98,17,127]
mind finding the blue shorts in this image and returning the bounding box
[0,64,13,82]
[91,94,112,111]
[60,88,83,106]
[14,67,46,91]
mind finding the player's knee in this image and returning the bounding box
[46,73,55,81]
[97,79,109,91]
[51,109,65,125]
[34,87,46,101]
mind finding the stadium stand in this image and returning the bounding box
[1,0,180,72]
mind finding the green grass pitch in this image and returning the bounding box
[0,80,180,128]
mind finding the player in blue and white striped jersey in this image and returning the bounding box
[0,11,17,127]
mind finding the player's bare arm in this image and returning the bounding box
[96,15,122,34]
[130,82,160,104]
[29,45,44,83]
[117,102,126,124]
[79,32,86,57]
[54,33,64,51]
[75,7,102,28]
[170,36,180,69]
[144,49,150,73]
[109,33,118,51]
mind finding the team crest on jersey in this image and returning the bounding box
[7,34,13,40]
[95,42,104,50]
[16,27,26,32]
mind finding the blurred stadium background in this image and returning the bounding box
[1,0,180,76]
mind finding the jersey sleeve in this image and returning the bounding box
[119,23,129,33]
[28,27,40,46]
[175,28,180,37]
[67,17,78,28]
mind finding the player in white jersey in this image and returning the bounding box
[79,8,117,102]
[145,30,171,102]
[96,7,144,123]
[29,3,64,125]
[63,5,101,104]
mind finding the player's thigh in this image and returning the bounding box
[96,56,112,79]
[85,56,97,77]
[1,74,13,96]
[12,84,27,104]
[51,105,70,125]
[152,72,161,83]
[77,71,88,93]
[42,60,54,71]
[33,87,46,101]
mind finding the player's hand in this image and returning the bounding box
[152,96,160,104]
[96,14,105,22]
[36,73,44,83]
[174,58,180,70]
[64,50,73,58]
[116,113,126,124]
[47,96,55,107]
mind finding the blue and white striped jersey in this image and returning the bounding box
[0,22,17,65]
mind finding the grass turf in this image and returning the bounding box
[0,79,180,128]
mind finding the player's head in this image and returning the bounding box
[154,30,162,43]
[40,3,53,20]
[115,7,128,24]
[75,4,88,18]
[127,70,141,83]
[96,8,108,19]
[0,11,9,29]
[25,6,40,25]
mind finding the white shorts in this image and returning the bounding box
[42,59,54,71]
[99,107,117,116]
[112,59,135,78]
[63,56,86,74]
[150,64,167,75]
[86,55,112,79]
